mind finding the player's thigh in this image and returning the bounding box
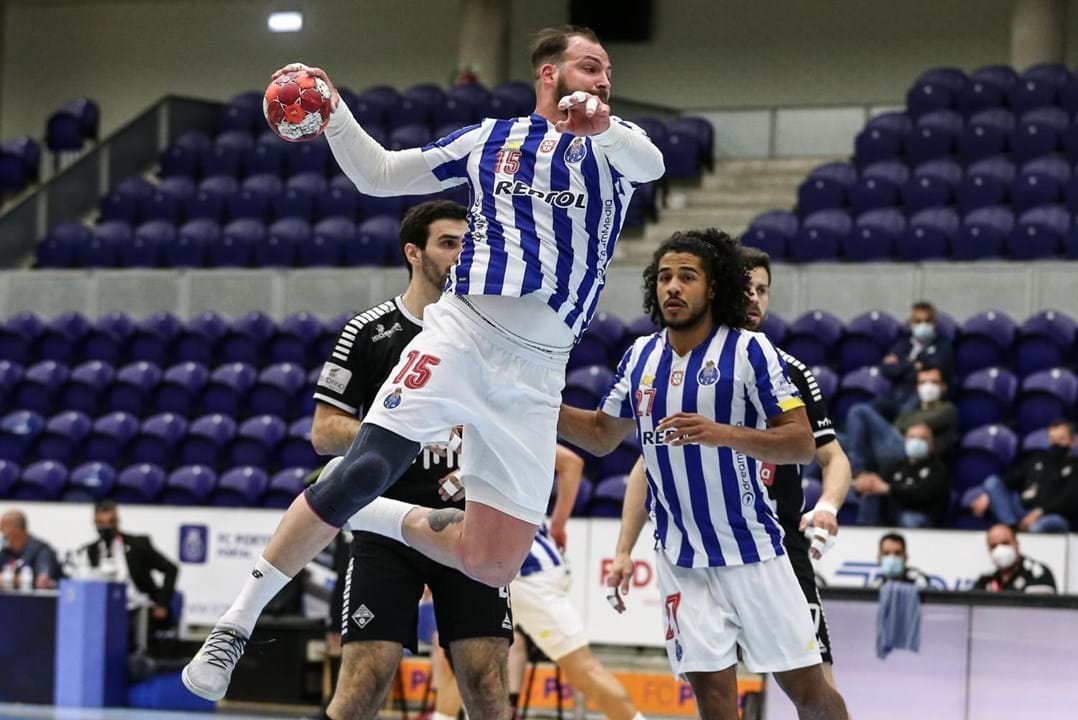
[361,304,481,446]
[724,555,822,674]
[427,563,514,650]
[654,553,739,677]
[510,569,588,662]
[458,500,539,583]
[341,539,427,652]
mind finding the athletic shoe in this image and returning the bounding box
[181,623,249,701]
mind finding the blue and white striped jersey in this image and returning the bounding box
[600,326,805,569]
[519,524,564,577]
[421,115,655,338]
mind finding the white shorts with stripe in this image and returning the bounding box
[360,294,566,525]
[656,551,822,677]
[510,566,588,661]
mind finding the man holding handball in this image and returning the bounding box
[184,25,664,704]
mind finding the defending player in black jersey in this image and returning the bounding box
[741,248,852,685]
[312,201,514,720]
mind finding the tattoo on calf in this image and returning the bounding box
[427,508,465,532]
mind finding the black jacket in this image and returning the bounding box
[888,458,951,523]
[80,533,178,608]
[880,336,954,386]
[1003,448,1078,520]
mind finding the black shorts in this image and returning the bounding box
[781,522,835,665]
[340,533,513,653]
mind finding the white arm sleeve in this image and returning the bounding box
[323,101,444,198]
[591,117,666,184]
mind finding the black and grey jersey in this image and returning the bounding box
[314,296,460,508]
[767,349,838,526]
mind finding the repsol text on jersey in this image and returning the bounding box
[494,180,586,208]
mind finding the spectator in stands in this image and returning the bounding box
[77,500,179,630]
[855,423,951,528]
[876,301,954,417]
[0,510,62,589]
[869,533,929,588]
[969,419,1077,533]
[972,524,1056,594]
[846,364,958,480]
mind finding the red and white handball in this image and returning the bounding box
[263,70,333,142]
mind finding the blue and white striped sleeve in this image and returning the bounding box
[592,116,665,184]
[421,122,487,189]
[743,333,804,419]
[599,344,636,418]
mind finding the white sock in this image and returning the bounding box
[347,496,415,544]
[218,556,291,637]
[432,713,456,720]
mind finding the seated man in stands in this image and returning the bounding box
[855,423,951,527]
[77,500,179,632]
[969,418,1077,533]
[869,533,929,588]
[0,509,62,589]
[846,364,958,480]
[972,524,1056,594]
[876,301,954,417]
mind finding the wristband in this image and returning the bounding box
[813,501,839,516]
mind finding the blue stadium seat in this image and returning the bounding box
[954,425,1017,493]
[230,415,287,469]
[958,368,1018,432]
[1015,368,1078,434]
[285,136,331,176]
[242,137,286,177]
[229,174,282,222]
[832,367,892,425]
[209,218,263,267]
[847,208,904,261]
[760,313,787,347]
[1009,63,1070,115]
[956,156,1014,213]
[955,310,1017,376]
[36,222,90,269]
[302,217,351,267]
[107,361,163,416]
[155,362,210,417]
[62,462,116,503]
[159,131,212,178]
[263,467,309,509]
[349,216,399,266]
[128,313,181,366]
[279,417,319,471]
[899,207,958,261]
[186,175,239,222]
[790,210,850,263]
[1012,155,1070,212]
[958,109,1015,164]
[38,312,89,364]
[173,311,226,367]
[13,360,70,415]
[202,362,257,417]
[0,410,46,465]
[178,414,237,468]
[83,312,134,366]
[212,466,269,507]
[906,67,965,118]
[836,311,901,373]
[797,162,856,215]
[162,465,217,506]
[906,110,963,164]
[317,175,362,220]
[1011,106,1069,163]
[130,413,187,467]
[953,206,1013,260]
[113,463,166,504]
[848,162,908,215]
[13,461,67,501]
[221,311,274,365]
[271,312,325,367]
[784,311,843,367]
[249,363,306,419]
[37,410,91,466]
[1009,204,1068,259]
[0,312,41,365]
[854,112,912,165]
[83,411,140,466]
[1015,310,1076,377]
[563,365,616,411]
[59,360,115,416]
[278,173,327,221]
[0,361,24,408]
[902,159,962,212]
[957,66,1016,116]
[258,218,308,267]
[589,475,629,518]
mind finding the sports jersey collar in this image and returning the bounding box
[394,295,423,328]
[661,323,722,360]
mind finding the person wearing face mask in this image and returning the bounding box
[875,301,954,418]
[968,419,1078,533]
[855,424,951,528]
[845,365,958,496]
[972,524,1057,594]
[869,533,929,588]
[77,500,179,631]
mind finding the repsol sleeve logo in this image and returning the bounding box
[494,180,586,208]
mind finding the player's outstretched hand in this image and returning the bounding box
[271,62,340,111]
[556,91,611,136]
[657,412,724,447]
[604,552,634,614]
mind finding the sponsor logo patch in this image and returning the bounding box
[352,604,375,629]
[319,363,352,394]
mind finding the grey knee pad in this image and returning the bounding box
[304,424,420,527]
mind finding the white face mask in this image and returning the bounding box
[990,544,1018,570]
[905,437,930,461]
[918,381,942,404]
[911,322,935,343]
[880,554,905,578]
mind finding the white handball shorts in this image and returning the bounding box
[361,294,567,525]
[510,566,589,661]
[655,551,822,678]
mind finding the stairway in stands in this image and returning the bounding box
[619,155,843,263]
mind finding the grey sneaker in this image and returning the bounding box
[181,623,249,701]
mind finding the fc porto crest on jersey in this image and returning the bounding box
[383,387,403,409]
[539,138,557,153]
[697,361,720,386]
[564,137,588,164]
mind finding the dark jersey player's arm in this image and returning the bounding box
[783,353,852,511]
[311,318,371,456]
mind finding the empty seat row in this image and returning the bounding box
[0,310,348,369]
[0,409,319,472]
[906,64,1078,120]
[0,360,320,421]
[0,458,309,509]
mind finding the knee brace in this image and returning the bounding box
[304,424,420,527]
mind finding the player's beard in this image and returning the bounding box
[662,300,709,331]
[420,252,451,292]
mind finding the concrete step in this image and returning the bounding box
[712,155,844,176]
[701,172,807,192]
[675,186,796,209]
[642,207,762,240]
